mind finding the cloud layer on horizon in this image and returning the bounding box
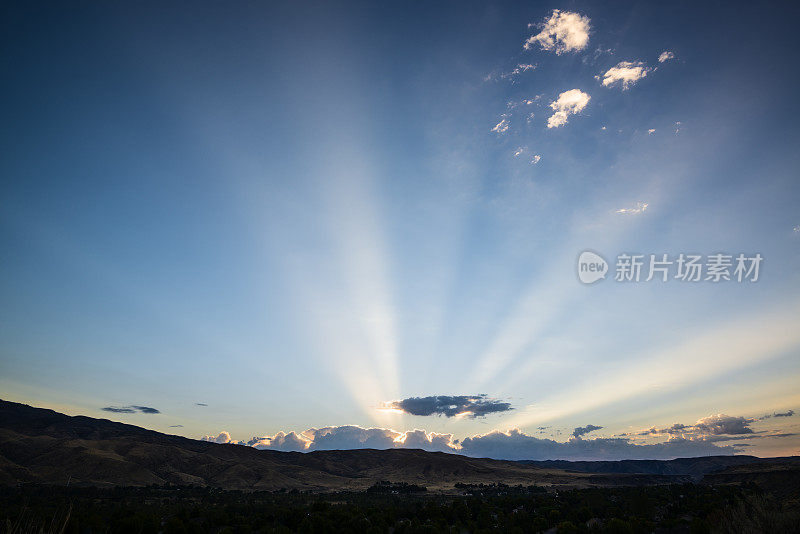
[200,409,796,461]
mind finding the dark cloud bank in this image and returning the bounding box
[102,405,160,414]
[383,395,512,418]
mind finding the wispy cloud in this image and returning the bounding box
[491,116,510,133]
[615,201,649,214]
[658,50,675,63]
[381,394,513,418]
[525,10,591,54]
[547,89,590,128]
[600,61,651,90]
[530,155,541,165]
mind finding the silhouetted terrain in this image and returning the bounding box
[1,400,798,494]
[2,401,800,533]
[520,456,800,478]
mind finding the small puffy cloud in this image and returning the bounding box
[793,225,800,234]
[674,121,682,134]
[547,89,590,128]
[572,424,603,438]
[382,395,513,418]
[514,147,525,157]
[648,129,656,135]
[102,405,160,414]
[530,155,541,165]
[616,201,648,214]
[601,61,650,89]
[491,116,510,134]
[525,10,591,54]
[202,431,234,444]
[658,50,675,63]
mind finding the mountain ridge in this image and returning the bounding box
[1,400,796,491]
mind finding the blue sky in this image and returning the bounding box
[2,1,799,460]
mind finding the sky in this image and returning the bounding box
[1,1,800,461]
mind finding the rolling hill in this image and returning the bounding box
[0,400,795,492]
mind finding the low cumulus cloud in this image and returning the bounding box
[600,61,651,90]
[572,424,603,438]
[195,408,800,461]
[547,89,590,128]
[459,430,739,461]
[525,10,590,54]
[639,413,797,442]
[381,395,513,418]
[199,425,743,461]
[102,405,160,414]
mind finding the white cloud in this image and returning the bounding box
[507,98,536,109]
[648,129,656,135]
[492,116,510,134]
[793,225,800,234]
[601,61,650,89]
[547,89,590,128]
[615,201,648,214]
[199,425,740,460]
[525,10,591,54]
[502,63,536,81]
[513,147,524,157]
[247,431,312,452]
[201,431,234,444]
[658,50,675,63]
[674,121,682,134]
[530,155,541,164]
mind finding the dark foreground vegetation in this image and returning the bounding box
[2,482,799,534]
